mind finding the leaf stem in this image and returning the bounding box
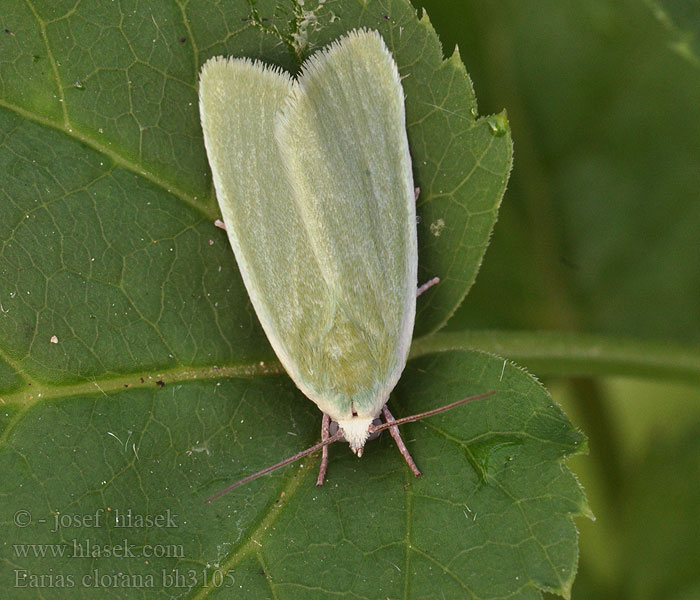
[410,329,700,384]
[3,330,698,408]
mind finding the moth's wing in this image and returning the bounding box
[199,58,325,403]
[199,33,417,427]
[275,29,417,422]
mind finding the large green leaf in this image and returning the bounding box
[1,351,587,599]
[0,1,585,598]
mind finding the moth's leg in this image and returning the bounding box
[381,405,421,477]
[413,187,440,298]
[214,218,226,230]
[316,413,331,486]
[417,277,440,297]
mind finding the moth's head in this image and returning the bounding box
[334,416,382,455]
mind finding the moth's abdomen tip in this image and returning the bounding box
[338,417,373,453]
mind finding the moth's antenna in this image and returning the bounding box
[369,391,496,435]
[204,431,343,503]
[204,391,495,503]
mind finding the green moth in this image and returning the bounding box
[199,29,425,484]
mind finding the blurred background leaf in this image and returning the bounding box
[644,0,700,66]
[413,0,700,597]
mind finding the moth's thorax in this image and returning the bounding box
[337,417,374,453]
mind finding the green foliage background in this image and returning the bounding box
[0,0,584,598]
[0,0,698,598]
[414,0,700,598]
